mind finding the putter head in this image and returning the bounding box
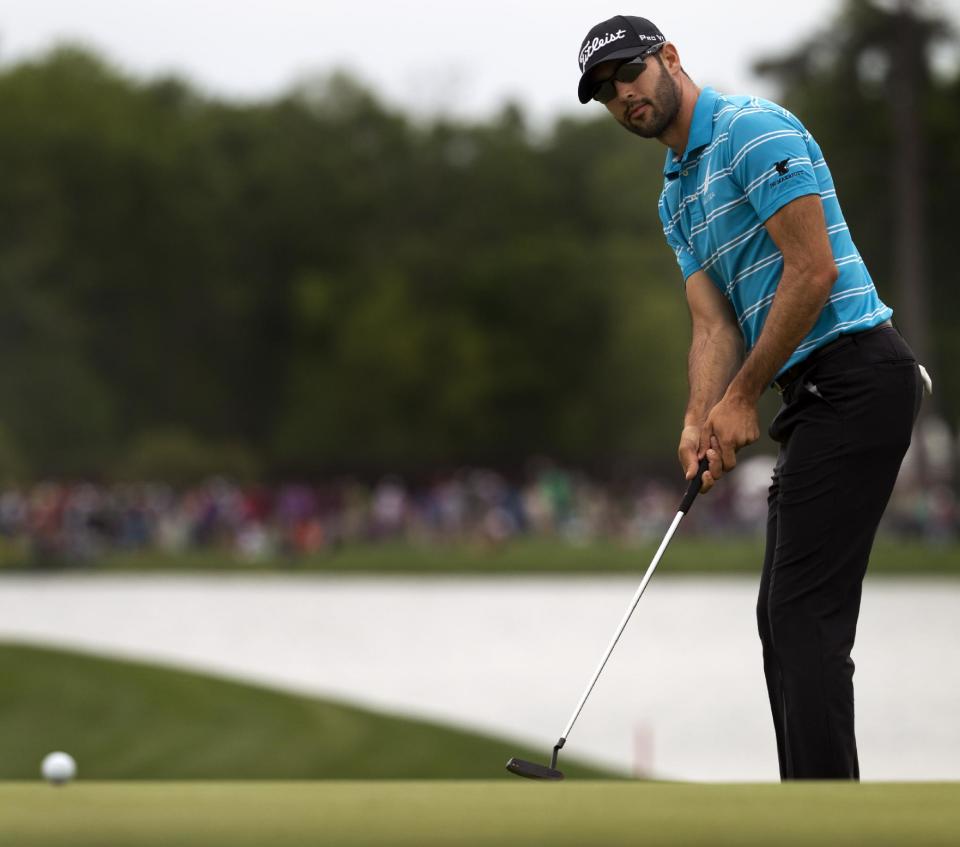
[505,757,565,780]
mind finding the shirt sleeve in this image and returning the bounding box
[727,106,821,223]
[658,194,702,282]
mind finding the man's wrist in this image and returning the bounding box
[724,377,763,406]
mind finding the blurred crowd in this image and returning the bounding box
[0,456,955,566]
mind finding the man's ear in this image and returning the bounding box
[659,42,683,75]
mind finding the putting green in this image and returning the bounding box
[1,781,957,846]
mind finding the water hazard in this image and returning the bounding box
[1,574,957,781]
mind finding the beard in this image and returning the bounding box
[619,64,682,139]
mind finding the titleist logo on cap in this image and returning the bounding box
[579,29,627,70]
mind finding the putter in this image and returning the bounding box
[506,457,710,780]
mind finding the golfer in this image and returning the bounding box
[578,15,923,779]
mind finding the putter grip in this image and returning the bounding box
[678,457,710,514]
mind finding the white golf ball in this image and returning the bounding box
[41,751,77,785]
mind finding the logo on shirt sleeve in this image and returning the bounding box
[768,157,803,186]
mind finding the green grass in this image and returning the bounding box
[1,781,958,846]
[0,643,609,780]
[81,537,960,574]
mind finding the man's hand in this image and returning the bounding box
[678,424,723,494]
[699,393,760,485]
[678,425,701,480]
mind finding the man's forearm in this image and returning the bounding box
[726,262,834,403]
[684,323,744,428]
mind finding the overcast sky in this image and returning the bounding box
[2,1,958,124]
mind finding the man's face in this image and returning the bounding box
[591,52,682,139]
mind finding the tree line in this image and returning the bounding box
[0,0,956,481]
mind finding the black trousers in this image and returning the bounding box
[758,325,922,780]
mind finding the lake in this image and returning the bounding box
[1,573,957,781]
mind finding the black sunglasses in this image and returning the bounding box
[591,44,664,104]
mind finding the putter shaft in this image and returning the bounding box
[559,510,685,741]
[507,459,708,781]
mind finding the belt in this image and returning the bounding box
[772,319,893,394]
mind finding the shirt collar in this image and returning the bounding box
[663,87,721,179]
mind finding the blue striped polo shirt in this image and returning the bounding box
[658,87,892,378]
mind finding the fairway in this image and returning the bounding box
[1,781,958,846]
[0,643,610,779]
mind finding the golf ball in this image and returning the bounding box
[41,751,77,785]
